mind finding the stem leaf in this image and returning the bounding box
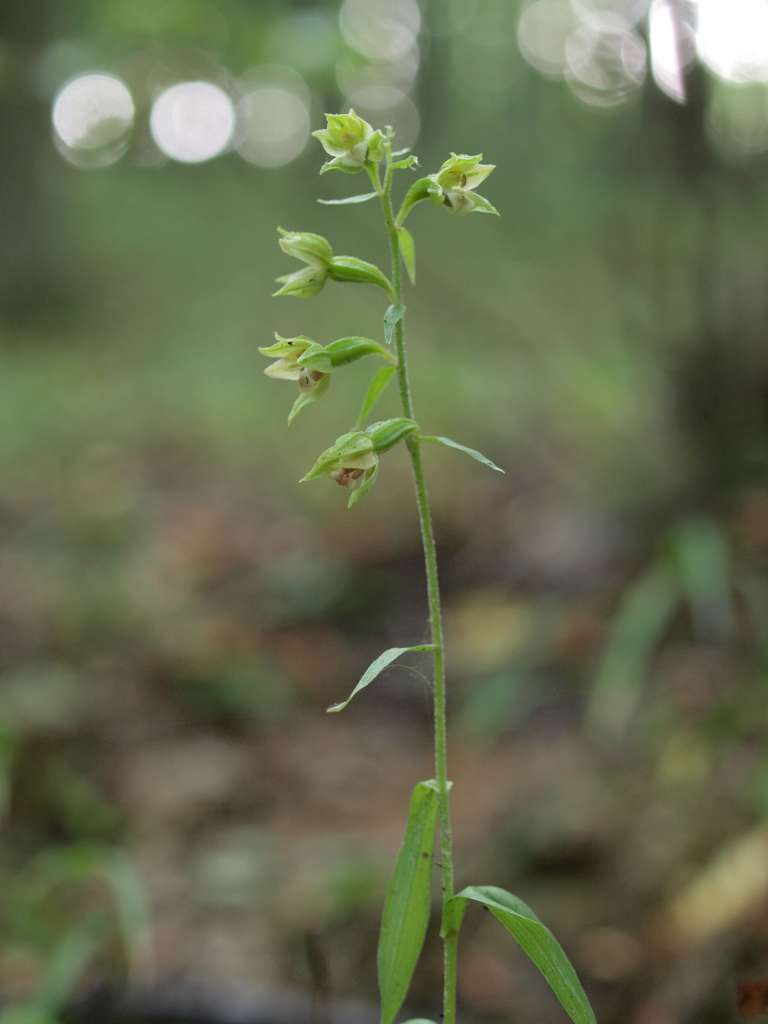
[318,191,378,205]
[327,645,433,713]
[357,365,398,428]
[422,435,505,473]
[378,780,440,1024]
[397,226,416,284]
[384,304,406,346]
[451,886,597,1024]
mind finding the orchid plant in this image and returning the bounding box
[263,110,597,1024]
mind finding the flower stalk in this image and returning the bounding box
[265,110,597,1024]
[374,138,458,1024]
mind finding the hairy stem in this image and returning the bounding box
[376,148,458,1024]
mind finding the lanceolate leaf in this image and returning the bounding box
[384,304,406,346]
[398,226,416,284]
[451,886,596,1024]
[327,645,434,713]
[421,435,504,473]
[378,781,440,1024]
[357,365,397,428]
[318,191,378,205]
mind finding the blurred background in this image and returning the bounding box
[3,1,768,1022]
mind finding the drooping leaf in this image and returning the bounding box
[398,227,416,284]
[421,435,504,473]
[318,191,378,205]
[327,645,433,713]
[378,781,440,1024]
[357,365,397,428]
[451,886,596,1024]
[384,304,406,346]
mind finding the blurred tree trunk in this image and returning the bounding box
[0,0,62,326]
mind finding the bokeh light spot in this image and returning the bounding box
[339,0,421,62]
[342,85,420,149]
[517,0,579,79]
[52,72,134,165]
[150,80,234,164]
[697,0,768,84]
[235,67,310,169]
[565,17,647,107]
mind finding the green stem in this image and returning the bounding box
[376,147,458,1024]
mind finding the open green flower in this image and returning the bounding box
[432,153,498,216]
[260,334,397,425]
[396,153,499,225]
[300,418,418,508]
[312,110,385,174]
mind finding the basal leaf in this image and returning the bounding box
[452,886,596,1024]
[384,304,406,346]
[378,781,439,1024]
[356,365,397,428]
[398,226,416,284]
[327,645,433,713]
[318,191,378,205]
[421,435,504,473]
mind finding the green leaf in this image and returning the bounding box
[327,645,434,713]
[421,435,504,473]
[378,780,440,1024]
[398,227,416,284]
[452,886,596,1024]
[318,191,378,205]
[384,304,406,346]
[392,155,419,171]
[357,365,397,428]
[396,177,433,225]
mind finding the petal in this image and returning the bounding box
[264,359,302,381]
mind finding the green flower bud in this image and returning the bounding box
[365,417,419,452]
[273,266,328,298]
[313,110,384,174]
[329,256,394,299]
[301,431,378,484]
[277,227,332,268]
[273,228,333,298]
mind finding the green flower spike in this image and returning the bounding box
[260,334,397,425]
[300,418,418,508]
[313,110,385,174]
